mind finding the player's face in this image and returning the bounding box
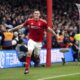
[33,11,41,20]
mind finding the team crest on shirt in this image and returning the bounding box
[38,23,41,26]
[31,23,34,25]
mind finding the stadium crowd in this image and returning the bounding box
[0,0,80,63]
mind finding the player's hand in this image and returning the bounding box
[8,29,12,32]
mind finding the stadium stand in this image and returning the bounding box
[0,0,80,62]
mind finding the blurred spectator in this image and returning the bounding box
[71,41,79,62]
[56,31,64,48]
[2,25,14,49]
[0,24,5,49]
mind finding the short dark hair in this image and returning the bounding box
[33,9,40,13]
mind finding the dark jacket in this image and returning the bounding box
[0,31,4,45]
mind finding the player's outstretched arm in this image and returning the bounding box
[47,27,57,36]
[8,24,24,31]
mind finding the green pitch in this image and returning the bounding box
[0,62,80,80]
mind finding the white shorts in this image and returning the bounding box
[28,39,42,55]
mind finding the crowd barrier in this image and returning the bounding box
[40,48,73,64]
[0,48,73,68]
[0,50,23,68]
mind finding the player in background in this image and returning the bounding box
[8,9,56,74]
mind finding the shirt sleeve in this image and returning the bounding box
[23,19,29,26]
[43,21,48,30]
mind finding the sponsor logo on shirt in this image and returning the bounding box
[31,26,41,29]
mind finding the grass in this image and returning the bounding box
[0,62,80,80]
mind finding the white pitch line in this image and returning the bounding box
[38,73,80,80]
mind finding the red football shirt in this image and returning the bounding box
[23,18,48,42]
